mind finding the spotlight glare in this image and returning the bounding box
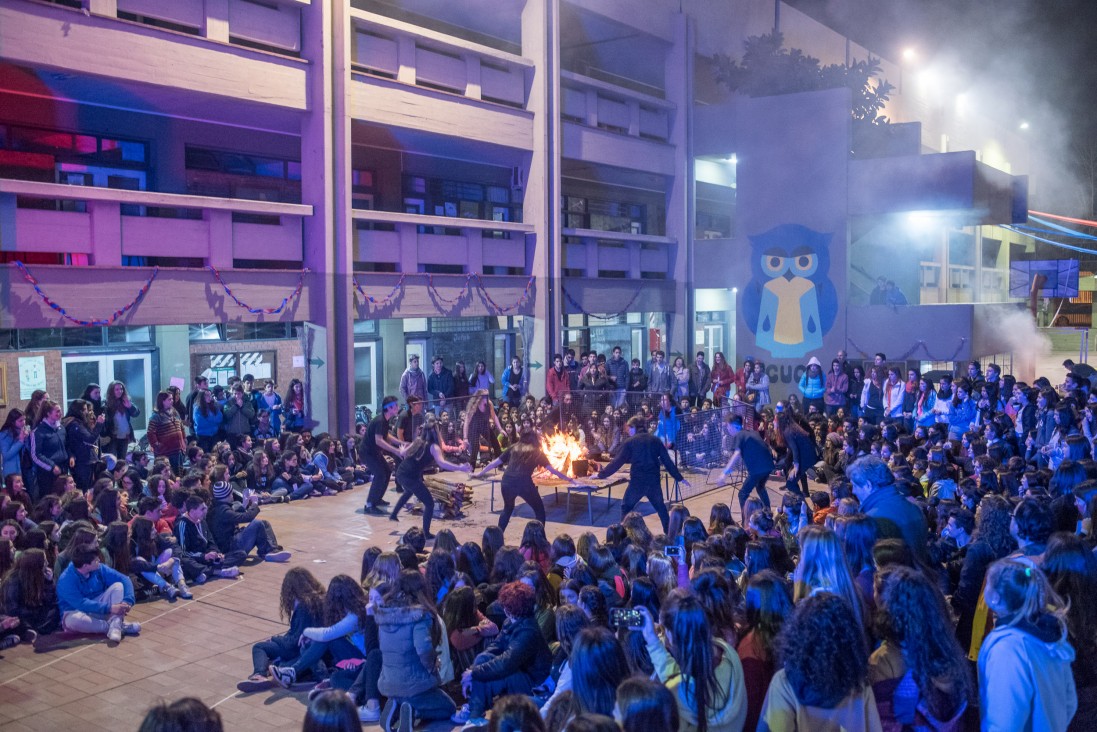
[1019,121,1030,130]
[902,47,917,62]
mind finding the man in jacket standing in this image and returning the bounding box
[597,416,690,532]
[688,351,711,408]
[427,356,455,419]
[545,354,570,405]
[647,351,672,395]
[606,346,630,408]
[400,355,427,404]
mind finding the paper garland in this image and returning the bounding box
[13,261,158,327]
[354,274,535,315]
[847,336,968,363]
[207,265,308,315]
[561,283,644,320]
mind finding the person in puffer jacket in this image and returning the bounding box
[978,558,1077,732]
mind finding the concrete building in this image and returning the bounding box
[0,0,1028,434]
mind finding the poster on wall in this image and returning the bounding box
[18,356,47,400]
[193,352,277,387]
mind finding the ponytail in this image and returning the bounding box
[985,557,1068,636]
[661,591,726,732]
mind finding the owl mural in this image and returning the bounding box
[741,224,838,359]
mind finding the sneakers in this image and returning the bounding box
[162,584,178,601]
[358,701,381,723]
[218,567,241,579]
[269,664,296,688]
[263,550,292,563]
[22,629,37,645]
[396,702,413,732]
[106,617,123,643]
[237,674,272,693]
[364,505,386,516]
[123,622,141,636]
[461,720,489,731]
[0,634,19,650]
[451,704,471,725]
[195,573,208,585]
[176,582,193,600]
[375,498,391,507]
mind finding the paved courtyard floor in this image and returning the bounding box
[0,469,792,731]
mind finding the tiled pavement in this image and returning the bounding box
[0,468,790,731]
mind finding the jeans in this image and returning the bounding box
[390,687,456,722]
[62,582,125,634]
[274,477,314,501]
[469,651,538,717]
[253,636,299,675]
[231,519,279,558]
[140,557,184,590]
[499,476,546,531]
[347,648,383,703]
[620,478,670,533]
[290,636,362,679]
[738,472,770,512]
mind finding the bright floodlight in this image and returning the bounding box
[902,47,917,61]
[1019,121,1030,130]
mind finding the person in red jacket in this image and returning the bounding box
[146,391,187,474]
[545,354,571,404]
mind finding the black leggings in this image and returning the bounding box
[363,455,391,507]
[469,429,500,469]
[498,476,545,531]
[390,469,435,535]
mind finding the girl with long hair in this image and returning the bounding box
[760,592,879,729]
[28,400,67,502]
[639,589,746,732]
[519,520,552,572]
[833,514,878,614]
[63,399,104,491]
[476,428,576,532]
[240,566,326,690]
[464,390,503,470]
[737,570,793,732]
[389,414,471,539]
[146,391,187,473]
[870,566,973,729]
[570,627,630,716]
[282,379,306,432]
[442,584,498,677]
[792,525,867,637]
[710,352,734,406]
[24,390,49,428]
[979,558,1077,731]
[691,569,740,647]
[0,547,60,636]
[192,389,224,453]
[130,515,191,601]
[1042,533,1097,728]
[469,360,495,395]
[952,494,1016,651]
[0,408,28,482]
[615,675,679,732]
[541,603,591,715]
[103,381,140,459]
[270,574,371,689]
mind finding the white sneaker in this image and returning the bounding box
[162,584,178,600]
[218,567,240,579]
[263,550,291,563]
[358,702,381,723]
[122,622,141,636]
[106,617,122,643]
[176,582,193,600]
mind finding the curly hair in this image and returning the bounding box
[874,566,973,720]
[497,580,536,618]
[971,494,1016,557]
[778,592,868,709]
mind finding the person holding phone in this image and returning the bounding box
[596,416,690,533]
[717,414,775,517]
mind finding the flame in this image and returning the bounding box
[540,430,583,478]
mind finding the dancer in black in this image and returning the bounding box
[388,414,470,539]
[596,416,690,532]
[463,390,504,470]
[475,428,578,530]
[716,413,775,514]
[362,396,406,516]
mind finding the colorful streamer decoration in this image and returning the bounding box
[207,266,308,315]
[355,274,535,315]
[561,283,644,320]
[13,260,158,327]
[353,274,407,306]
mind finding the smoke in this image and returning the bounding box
[973,304,1051,383]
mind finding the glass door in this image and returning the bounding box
[61,352,153,438]
[702,324,725,365]
[354,341,380,413]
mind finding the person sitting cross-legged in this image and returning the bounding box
[207,465,290,564]
[56,543,141,643]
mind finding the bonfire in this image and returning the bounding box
[539,431,596,478]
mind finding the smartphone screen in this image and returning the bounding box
[610,608,644,629]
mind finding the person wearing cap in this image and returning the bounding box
[798,357,826,414]
[596,415,690,532]
[362,396,405,516]
[207,465,291,563]
[399,356,427,403]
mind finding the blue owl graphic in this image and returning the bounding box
[741,224,838,359]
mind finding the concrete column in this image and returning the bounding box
[299,0,337,433]
[464,229,484,273]
[664,13,692,358]
[397,36,416,84]
[86,0,117,18]
[204,209,233,268]
[522,0,560,399]
[585,88,598,128]
[155,325,191,390]
[628,100,640,137]
[584,237,598,278]
[88,201,122,267]
[464,54,482,100]
[398,223,418,273]
[627,241,641,279]
[203,0,230,44]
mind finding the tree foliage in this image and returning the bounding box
[713,32,894,128]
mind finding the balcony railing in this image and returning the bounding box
[560,70,673,142]
[562,229,674,280]
[351,209,532,273]
[0,179,311,266]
